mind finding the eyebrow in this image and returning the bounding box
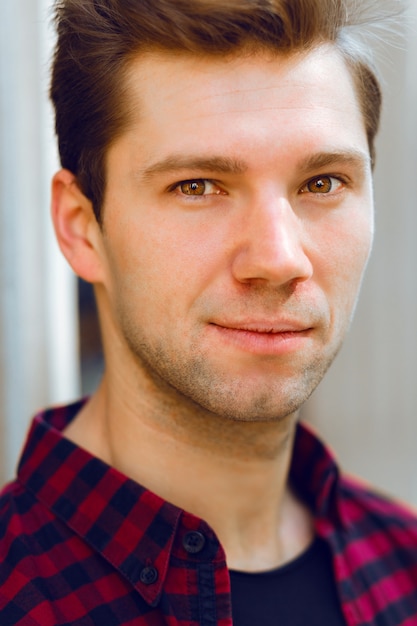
[137,148,371,182]
[297,149,371,175]
[138,155,248,182]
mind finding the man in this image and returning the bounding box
[1,0,416,624]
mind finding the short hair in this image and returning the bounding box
[50,0,389,224]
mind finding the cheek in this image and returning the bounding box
[105,217,220,324]
[311,209,374,310]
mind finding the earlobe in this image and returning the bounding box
[51,169,105,284]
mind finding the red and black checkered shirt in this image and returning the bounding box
[1,400,417,625]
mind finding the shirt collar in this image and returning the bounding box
[289,420,344,532]
[18,400,183,606]
[17,401,343,604]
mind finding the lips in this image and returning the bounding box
[208,320,313,356]
[210,320,312,334]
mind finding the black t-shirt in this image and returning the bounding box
[229,536,347,625]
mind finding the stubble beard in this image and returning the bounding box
[119,318,341,425]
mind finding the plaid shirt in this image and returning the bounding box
[1,400,417,625]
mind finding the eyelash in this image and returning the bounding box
[168,179,223,198]
[168,175,348,198]
[299,175,347,196]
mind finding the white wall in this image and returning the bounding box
[0,0,79,485]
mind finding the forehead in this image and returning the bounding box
[117,45,367,166]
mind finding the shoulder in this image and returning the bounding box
[0,478,99,623]
[0,480,41,612]
[339,474,417,530]
[0,477,59,565]
[0,478,33,539]
[336,473,417,568]
[1,478,74,599]
[323,474,417,618]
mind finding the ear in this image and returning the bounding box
[51,169,106,284]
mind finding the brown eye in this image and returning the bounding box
[307,176,333,193]
[180,180,206,195]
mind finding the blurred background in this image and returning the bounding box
[1,0,417,504]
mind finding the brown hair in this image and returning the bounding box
[50,0,389,223]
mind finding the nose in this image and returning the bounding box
[232,195,313,287]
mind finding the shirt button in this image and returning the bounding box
[183,531,206,554]
[139,565,158,585]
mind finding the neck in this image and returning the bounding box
[65,374,314,571]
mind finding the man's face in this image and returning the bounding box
[98,46,374,422]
